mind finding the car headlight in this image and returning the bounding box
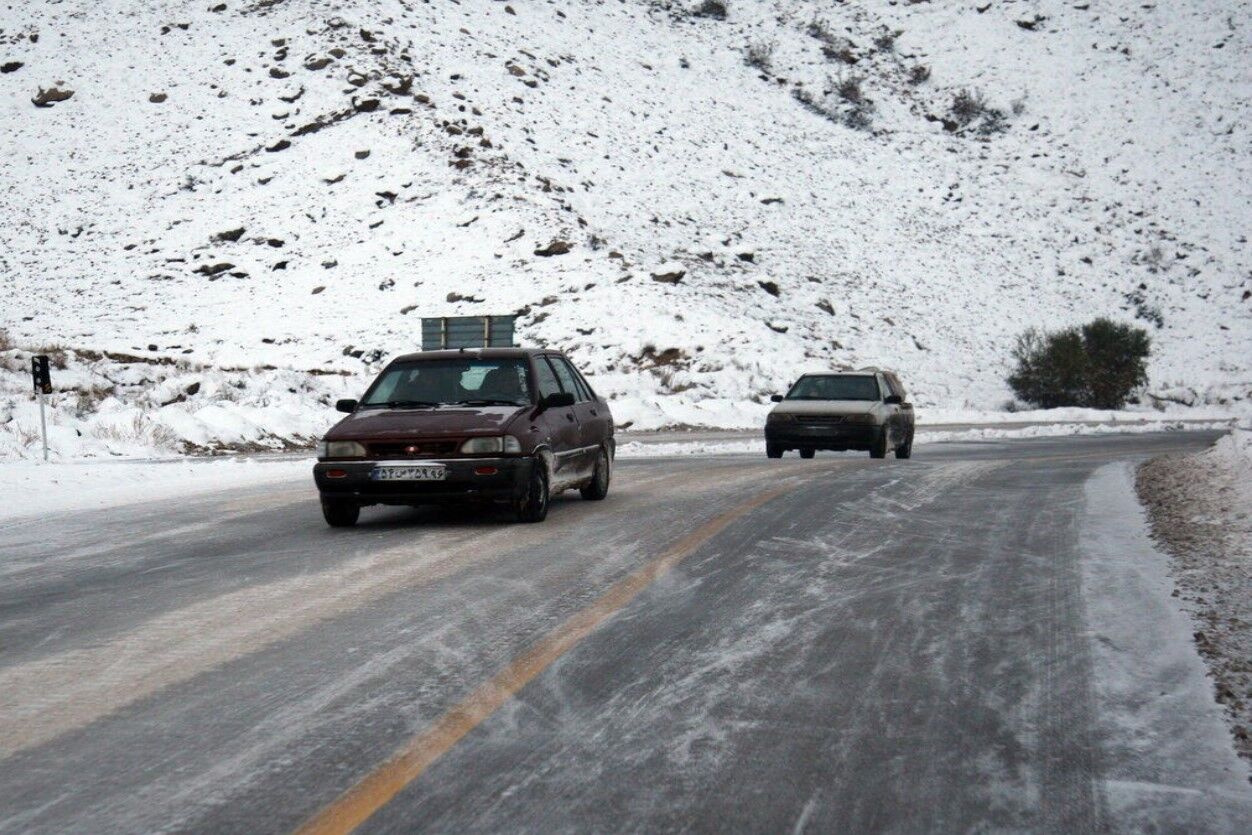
[319,440,367,458]
[460,436,522,454]
[842,414,877,425]
[767,412,795,424]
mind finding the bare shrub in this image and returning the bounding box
[908,64,930,85]
[834,74,865,103]
[805,18,837,45]
[873,28,899,51]
[744,39,775,72]
[951,88,1008,136]
[0,329,13,351]
[91,413,179,449]
[71,384,115,417]
[691,0,727,19]
[31,343,70,369]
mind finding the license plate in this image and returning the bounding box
[370,465,447,482]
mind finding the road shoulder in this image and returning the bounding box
[1080,462,1252,832]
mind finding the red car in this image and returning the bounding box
[313,349,614,526]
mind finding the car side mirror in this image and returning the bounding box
[884,395,903,405]
[336,399,358,413]
[770,394,784,403]
[539,391,575,410]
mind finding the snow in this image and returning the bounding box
[1,0,1249,458]
[1079,463,1252,827]
[614,419,1209,458]
[0,456,311,523]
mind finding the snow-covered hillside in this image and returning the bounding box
[1,0,1249,455]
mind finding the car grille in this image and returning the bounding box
[367,440,460,459]
[795,415,851,425]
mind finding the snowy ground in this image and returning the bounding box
[1136,428,1252,768]
[1,0,1248,452]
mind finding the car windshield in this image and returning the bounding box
[360,358,532,408]
[786,375,880,401]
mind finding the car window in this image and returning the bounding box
[571,368,594,402]
[886,373,906,399]
[548,356,587,402]
[533,357,562,398]
[361,358,531,406]
[786,375,880,401]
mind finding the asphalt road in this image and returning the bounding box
[1,432,1248,833]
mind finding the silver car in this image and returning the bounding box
[764,370,915,459]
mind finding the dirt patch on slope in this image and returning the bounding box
[1137,443,1252,770]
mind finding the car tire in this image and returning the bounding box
[799,448,816,459]
[895,435,913,459]
[580,448,611,500]
[766,443,783,459]
[870,429,890,459]
[514,458,550,523]
[322,499,360,528]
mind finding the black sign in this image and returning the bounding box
[31,355,52,395]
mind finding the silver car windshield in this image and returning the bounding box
[786,375,879,401]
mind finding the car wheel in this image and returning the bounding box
[766,443,783,459]
[799,448,815,459]
[869,429,889,459]
[895,435,913,459]
[580,448,611,500]
[514,457,550,523]
[321,499,359,528]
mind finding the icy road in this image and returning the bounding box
[2,432,1250,834]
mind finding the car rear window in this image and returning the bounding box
[787,375,880,401]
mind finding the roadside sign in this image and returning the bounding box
[31,355,51,461]
[32,354,52,394]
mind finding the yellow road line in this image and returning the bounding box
[293,485,790,835]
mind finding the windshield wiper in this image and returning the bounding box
[375,400,440,409]
[454,398,526,407]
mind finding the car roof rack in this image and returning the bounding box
[421,315,516,350]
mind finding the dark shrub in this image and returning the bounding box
[692,0,727,20]
[908,64,930,85]
[744,39,774,72]
[1008,318,1151,409]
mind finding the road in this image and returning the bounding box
[1,432,1249,833]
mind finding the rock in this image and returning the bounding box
[400,304,417,315]
[211,227,245,243]
[272,261,288,270]
[447,292,483,303]
[354,98,380,112]
[210,3,226,12]
[507,64,526,77]
[354,149,371,159]
[311,285,325,294]
[32,86,74,107]
[185,382,201,396]
[766,321,789,334]
[737,252,755,262]
[267,238,284,247]
[651,269,685,284]
[329,47,346,59]
[758,280,780,297]
[816,299,835,316]
[269,67,290,79]
[534,240,572,257]
[266,139,291,152]
[322,259,338,269]
[194,262,235,276]
[2,61,24,74]
[149,92,167,103]
[304,57,333,71]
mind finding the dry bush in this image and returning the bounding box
[0,329,13,351]
[744,39,774,72]
[691,0,727,19]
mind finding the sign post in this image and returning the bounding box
[31,355,51,462]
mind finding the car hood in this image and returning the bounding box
[770,400,880,417]
[325,404,529,440]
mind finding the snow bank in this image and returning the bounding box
[0,456,311,523]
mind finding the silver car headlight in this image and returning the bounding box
[460,435,522,454]
[319,440,367,458]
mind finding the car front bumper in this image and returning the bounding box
[313,457,532,506]
[765,423,882,451]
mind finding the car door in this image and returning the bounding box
[878,373,902,446]
[565,357,613,453]
[886,372,915,438]
[532,355,582,485]
[545,355,595,478]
